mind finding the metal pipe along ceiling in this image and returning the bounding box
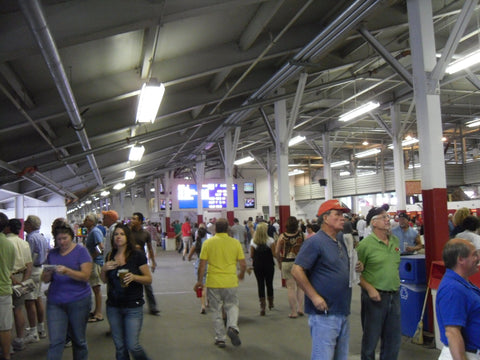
[18,0,103,187]
[205,0,383,143]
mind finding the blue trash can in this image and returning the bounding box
[399,254,426,284]
[400,283,428,337]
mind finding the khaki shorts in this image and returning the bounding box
[89,263,102,287]
[0,295,13,331]
[281,261,295,280]
[12,272,27,306]
[24,267,42,301]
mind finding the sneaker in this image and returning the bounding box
[25,333,40,344]
[64,340,72,348]
[227,327,241,347]
[38,329,47,339]
[12,338,25,351]
[214,340,226,348]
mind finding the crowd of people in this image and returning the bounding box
[0,203,478,360]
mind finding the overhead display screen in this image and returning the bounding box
[178,183,238,209]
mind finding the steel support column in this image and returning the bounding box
[391,103,407,212]
[196,155,205,225]
[275,89,290,232]
[407,0,449,275]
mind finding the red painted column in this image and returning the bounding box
[197,214,203,225]
[226,211,234,226]
[422,188,449,277]
[165,217,171,233]
[279,205,290,233]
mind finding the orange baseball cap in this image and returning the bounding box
[317,200,350,216]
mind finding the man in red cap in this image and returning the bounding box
[292,199,359,360]
[102,210,119,257]
[356,206,401,360]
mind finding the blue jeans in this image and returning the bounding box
[47,295,91,360]
[309,313,350,360]
[360,289,401,360]
[107,305,151,360]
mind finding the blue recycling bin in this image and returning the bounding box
[400,283,428,337]
[399,254,426,284]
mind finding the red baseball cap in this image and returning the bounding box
[317,200,350,217]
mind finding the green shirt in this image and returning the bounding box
[0,232,15,296]
[356,232,401,291]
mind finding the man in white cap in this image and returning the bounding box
[356,206,401,360]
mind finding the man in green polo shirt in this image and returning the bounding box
[356,206,401,360]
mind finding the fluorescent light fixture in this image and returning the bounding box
[150,187,155,192]
[331,160,350,168]
[129,145,145,161]
[362,140,369,146]
[358,171,376,177]
[125,170,136,180]
[85,200,92,204]
[339,101,380,122]
[136,79,165,123]
[466,118,480,128]
[288,169,304,176]
[234,156,254,165]
[100,190,110,197]
[388,137,419,149]
[445,49,480,74]
[354,148,381,158]
[408,163,421,169]
[288,135,306,147]
[339,171,351,176]
[113,183,126,190]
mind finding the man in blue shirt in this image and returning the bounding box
[392,213,423,254]
[24,215,50,343]
[436,238,480,360]
[292,199,357,360]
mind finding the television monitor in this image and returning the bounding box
[243,182,254,193]
[244,198,255,208]
[160,199,172,210]
[178,183,238,209]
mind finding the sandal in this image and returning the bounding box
[288,314,297,319]
[88,316,104,323]
[214,340,226,348]
[297,311,304,316]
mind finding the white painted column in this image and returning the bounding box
[196,155,205,225]
[275,89,290,232]
[407,0,449,270]
[391,103,407,211]
[267,149,275,218]
[224,130,235,224]
[322,132,333,200]
[15,195,25,219]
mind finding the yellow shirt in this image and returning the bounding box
[6,233,32,272]
[200,232,245,288]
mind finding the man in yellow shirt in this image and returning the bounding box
[194,218,246,348]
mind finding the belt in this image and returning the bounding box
[12,270,25,275]
[377,289,399,294]
[34,264,42,267]
[466,349,480,355]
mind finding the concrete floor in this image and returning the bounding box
[13,249,440,360]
